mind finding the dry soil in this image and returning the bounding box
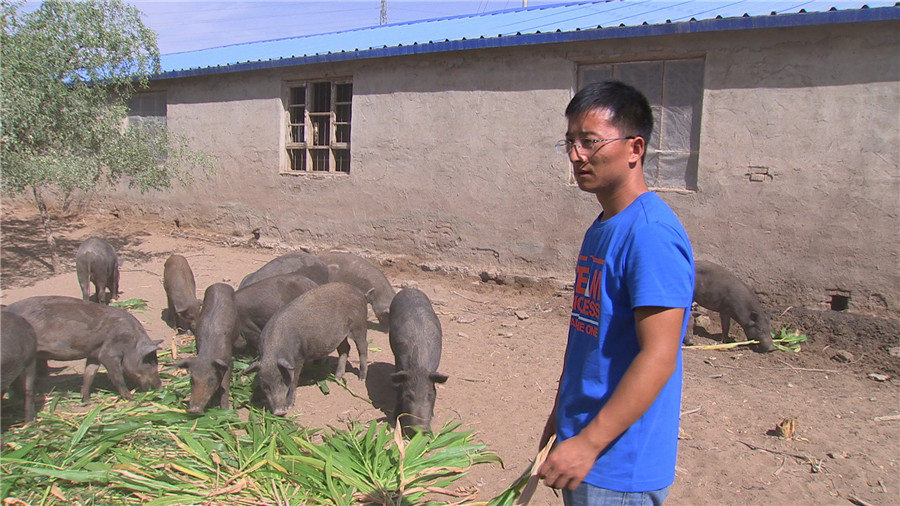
[1,205,898,505]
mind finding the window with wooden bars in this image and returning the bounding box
[285,79,352,173]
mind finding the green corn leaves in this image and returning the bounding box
[1,344,503,505]
[771,325,808,352]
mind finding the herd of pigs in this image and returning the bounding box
[1,236,773,437]
[0,237,448,437]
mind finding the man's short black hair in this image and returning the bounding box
[565,81,653,144]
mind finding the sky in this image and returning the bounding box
[114,1,564,54]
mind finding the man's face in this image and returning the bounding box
[565,108,636,195]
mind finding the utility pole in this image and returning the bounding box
[380,0,387,25]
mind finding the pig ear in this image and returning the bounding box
[365,287,376,304]
[245,361,260,373]
[176,358,193,370]
[391,371,410,385]
[749,311,764,325]
[213,359,229,372]
[277,358,294,372]
[430,372,449,384]
[140,341,162,357]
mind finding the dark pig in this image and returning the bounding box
[389,288,448,436]
[238,252,329,289]
[689,260,775,352]
[318,251,396,327]
[163,254,201,332]
[1,310,37,422]
[234,273,319,354]
[6,296,162,402]
[247,282,368,416]
[75,237,120,304]
[177,283,239,413]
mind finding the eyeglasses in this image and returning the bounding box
[555,136,635,155]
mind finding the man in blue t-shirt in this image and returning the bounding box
[537,81,695,505]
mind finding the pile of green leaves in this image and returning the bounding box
[1,345,502,505]
[770,325,808,353]
[110,298,150,312]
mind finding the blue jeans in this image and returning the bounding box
[562,483,670,506]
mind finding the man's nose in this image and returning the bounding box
[568,145,586,163]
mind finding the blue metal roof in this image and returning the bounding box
[157,0,899,79]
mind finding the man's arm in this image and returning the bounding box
[537,306,684,490]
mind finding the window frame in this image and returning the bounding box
[126,90,167,130]
[283,78,352,174]
[577,58,704,191]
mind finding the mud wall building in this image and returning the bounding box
[102,2,900,313]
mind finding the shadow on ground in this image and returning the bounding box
[1,209,160,291]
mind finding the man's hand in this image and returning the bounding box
[537,432,604,490]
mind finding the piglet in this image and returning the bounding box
[389,288,448,436]
[178,283,239,413]
[247,282,368,416]
[163,254,201,332]
[689,260,775,352]
[1,310,37,422]
[6,296,162,402]
[75,237,120,304]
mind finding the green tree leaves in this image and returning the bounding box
[2,0,162,192]
[1,0,212,270]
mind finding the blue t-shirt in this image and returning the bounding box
[557,191,694,492]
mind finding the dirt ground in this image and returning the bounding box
[2,204,898,505]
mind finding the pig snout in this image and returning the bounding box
[187,375,216,413]
[251,359,295,416]
[747,311,775,353]
[147,375,163,390]
[134,371,162,391]
[398,413,431,438]
[392,369,447,436]
[131,341,163,390]
[752,327,776,353]
[757,341,776,353]
[187,396,211,414]
[264,386,293,416]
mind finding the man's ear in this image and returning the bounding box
[628,136,646,165]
